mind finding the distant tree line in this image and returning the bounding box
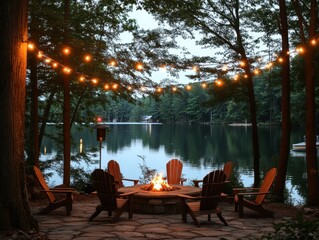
[86,59,317,126]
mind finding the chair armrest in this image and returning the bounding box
[236,191,270,196]
[192,180,203,187]
[122,178,139,185]
[233,187,260,192]
[119,191,138,198]
[180,178,187,185]
[41,189,74,193]
[50,187,75,191]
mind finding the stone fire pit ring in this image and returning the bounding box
[118,184,201,214]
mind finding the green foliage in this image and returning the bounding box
[138,155,157,184]
[224,166,244,195]
[262,212,319,240]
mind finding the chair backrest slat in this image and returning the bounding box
[107,160,123,188]
[166,159,183,185]
[223,161,233,181]
[33,166,56,203]
[200,170,226,210]
[255,167,277,204]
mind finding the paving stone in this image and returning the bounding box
[144,233,173,239]
[137,227,172,234]
[169,230,198,238]
[192,230,232,237]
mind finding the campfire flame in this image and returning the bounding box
[141,172,180,192]
[151,172,170,191]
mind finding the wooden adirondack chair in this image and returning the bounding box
[233,167,277,217]
[166,159,186,185]
[33,166,74,216]
[107,160,139,189]
[193,161,233,187]
[179,170,228,227]
[89,169,136,222]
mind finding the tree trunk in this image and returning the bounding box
[27,3,40,168]
[293,0,319,206]
[63,0,71,187]
[0,0,38,231]
[246,72,260,187]
[303,0,319,206]
[273,0,291,202]
[304,45,319,205]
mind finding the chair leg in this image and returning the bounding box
[189,212,200,227]
[89,206,102,221]
[216,208,227,226]
[180,199,187,222]
[217,213,228,226]
[208,214,211,222]
[238,195,244,217]
[66,193,72,216]
[128,197,134,219]
[110,208,125,223]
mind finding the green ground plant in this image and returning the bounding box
[262,211,319,240]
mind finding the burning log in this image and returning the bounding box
[145,183,154,191]
[141,172,180,192]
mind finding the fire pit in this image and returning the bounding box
[118,173,201,214]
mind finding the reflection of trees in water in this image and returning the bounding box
[288,157,307,204]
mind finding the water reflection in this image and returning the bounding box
[41,123,307,205]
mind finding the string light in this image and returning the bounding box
[104,84,110,90]
[28,43,35,50]
[266,62,273,69]
[254,69,261,75]
[216,80,223,86]
[52,62,58,68]
[84,54,92,62]
[79,76,85,82]
[91,78,98,84]
[159,65,166,72]
[37,52,43,59]
[186,85,192,91]
[63,47,71,55]
[109,59,117,67]
[239,60,246,67]
[192,66,199,72]
[63,67,71,74]
[136,62,143,70]
[201,82,207,88]
[221,65,228,72]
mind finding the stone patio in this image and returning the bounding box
[28,194,299,240]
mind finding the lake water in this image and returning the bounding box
[41,123,308,205]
